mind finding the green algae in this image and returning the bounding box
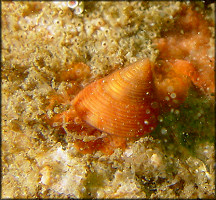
[82,170,106,198]
[151,88,215,158]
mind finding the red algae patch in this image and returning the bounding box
[155,5,215,96]
[153,59,195,111]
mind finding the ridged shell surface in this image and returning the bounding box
[73,59,160,137]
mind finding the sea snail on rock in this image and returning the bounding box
[48,58,196,154]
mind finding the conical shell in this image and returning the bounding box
[73,59,160,138]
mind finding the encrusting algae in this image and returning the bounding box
[2,1,215,199]
[155,4,215,97]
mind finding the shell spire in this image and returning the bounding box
[73,59,160,138]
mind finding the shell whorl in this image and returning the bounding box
[73,59,160,137]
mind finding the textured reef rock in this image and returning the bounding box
[2,1,215,199]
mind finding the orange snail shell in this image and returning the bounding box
[73,59,160,138]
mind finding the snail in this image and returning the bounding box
[73,59,159,138]
[47,58,196,154]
